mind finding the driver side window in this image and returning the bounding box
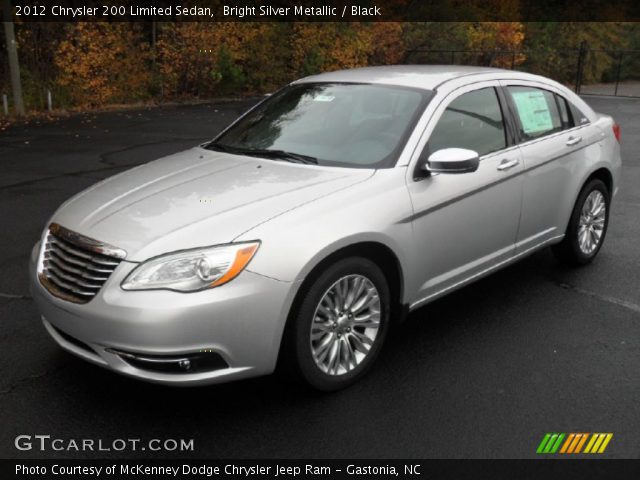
[427,87,507,157]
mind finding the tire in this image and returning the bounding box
[282,257,391,391]
[552,178,610,266]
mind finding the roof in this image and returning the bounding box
[294,65,521,90]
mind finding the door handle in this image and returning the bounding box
[566,136,582,146]
[497,158,519,171]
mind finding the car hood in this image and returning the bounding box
[51,147,373,261]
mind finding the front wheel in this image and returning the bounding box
[552,178,610,265]
[283,257,390,391]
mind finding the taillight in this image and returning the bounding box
[613,123,621,142]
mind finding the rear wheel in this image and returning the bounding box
[552,179,610,265]
[283,257,390,391]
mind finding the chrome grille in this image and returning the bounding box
[39,223,126,304]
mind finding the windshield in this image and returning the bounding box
[208,83,432,168]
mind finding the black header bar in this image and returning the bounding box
[3,0,640,22]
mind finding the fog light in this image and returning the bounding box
[106,348,228,373]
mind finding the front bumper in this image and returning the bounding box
[29,242,296,386]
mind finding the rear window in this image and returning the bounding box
[569,103,590,125]
[555,94,573,129]
[507,86,563,140]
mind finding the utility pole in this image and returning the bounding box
[2,0,25,115]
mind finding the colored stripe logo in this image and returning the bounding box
[537,433,613,454]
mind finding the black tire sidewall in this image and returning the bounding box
[290,257,391,391]
[566,179,610,264]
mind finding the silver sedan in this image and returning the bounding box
[29,66,622,390]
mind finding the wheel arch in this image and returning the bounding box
[291,241,407,325]
[560,165,614,237]
[584,167,613,196]
[551,165,612,265]
[275,240,407,374]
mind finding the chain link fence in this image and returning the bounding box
[405,45,640,98]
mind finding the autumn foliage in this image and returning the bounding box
[55,23,153,106]
[467,22,526,67]
[1,21,637,111]
[291,23,404,75]
[156,22,269,97]
[22,22,408,108]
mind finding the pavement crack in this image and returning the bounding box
[0,165,128,190]
[0,363,68,397]
[98,137,205,166]
[557,282,640,314]
[0,292,31,300]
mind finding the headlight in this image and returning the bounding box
[121,242,260,292]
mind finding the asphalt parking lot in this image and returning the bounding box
[1,95,639,459]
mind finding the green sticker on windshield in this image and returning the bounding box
[512,90,553,134]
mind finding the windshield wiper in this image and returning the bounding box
[205,142,239,153]
[254,149,318,164]
[206,143,318,164]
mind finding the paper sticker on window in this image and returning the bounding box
[313,95,335,102]
[511,90,553,135]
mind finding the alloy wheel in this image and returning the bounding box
[310,274,381,376]
[577,190,607,255]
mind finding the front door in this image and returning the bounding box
[406,83,523,307]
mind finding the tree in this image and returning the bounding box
[467,22,525,67]
[291,23,404,76]
[522,23,628,84]
[157,22,268,97]
[2,0,24,115]
[55,23,152,106]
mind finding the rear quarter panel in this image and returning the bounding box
[556,113,622,235]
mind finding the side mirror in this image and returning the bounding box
[423,148,480,174]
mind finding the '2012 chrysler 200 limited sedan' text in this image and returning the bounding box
[30,66,621,390]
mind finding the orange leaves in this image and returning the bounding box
[156,23,270,98]
[9,21,531,110]
[55,23,152,106]
[291,23,365,74]
[18,20,615,112]
[155,22,402,98]
[467,22,526,67]
[291,22,405,76]
[467,22,525,51]
[369,22,405,64]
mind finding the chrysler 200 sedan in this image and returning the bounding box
[29,66,621,390]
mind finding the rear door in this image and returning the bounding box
[500,81,600,253]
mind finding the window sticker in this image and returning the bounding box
[511,90,553,134]
[313,95,335,102]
